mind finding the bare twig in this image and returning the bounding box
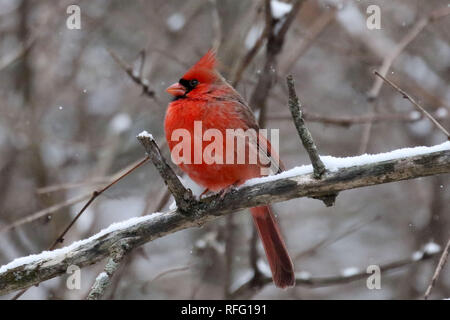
[137,49,146,79]
[358,107,378,155]
[107,48,155,98]
[231,27,269,87]
[9,156,150,300]
[295,214,380,261]
[1,158,150,233]
[0,193,90,233]
[86,238,135,300]
[223,214,236,298]
[48,157,150,250]
[245,225,263,293]
[374,71,450,140]
[0,38,35,72]
[360,6,450,153]
[248,0,306,120]
[286,75,326,179]
[424,238,450,299]
[276,0,306,40]
[36,179,110,194]
[230,246,441,299]
[150,265,191,283]
[230,0,272,86]
[136,132,194,211]
[279,7,337,75]
[368,6,450,100]
[268,110,444,126]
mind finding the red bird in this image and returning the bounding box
[164,50,295,288]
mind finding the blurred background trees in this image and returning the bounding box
[0,0,448,299]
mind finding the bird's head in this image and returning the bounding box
[166,50,219,98]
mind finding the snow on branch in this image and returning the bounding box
[1,142,449,296]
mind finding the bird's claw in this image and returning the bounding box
[218,183,238,200]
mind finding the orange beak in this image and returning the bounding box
[166,82,186,96]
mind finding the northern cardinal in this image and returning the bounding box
[164,50,295,288]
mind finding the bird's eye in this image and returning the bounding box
[189,79,199,87]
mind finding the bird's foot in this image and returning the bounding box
[218,182,240,200]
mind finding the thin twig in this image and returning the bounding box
[223,214,236,298]
[0,193,90,233]
[361,6,450,153]
[368,6,450,100]
[230,246,441,299]
[374,71,450,140]
[247,225,262,291]
[151,265,191,283]
[276,0,306,40]
[137,49,146,79]
[36,179,110,194]
[286,75,326,179]
[295,214,380,261]
[230,0,272,86]
[48,156,150,250]
[0,38,35,72]
[107,48,155,98]
[86,238,135,300]
[136,132,194,211]
[279,7,337,75]
[10,156,150,300]
[268,110,443,126]
[1,158,150,233]
[424,238,450,299]
[248,0,306,120]
[358,109,376,154]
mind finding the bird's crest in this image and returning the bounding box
[182,49,218,84]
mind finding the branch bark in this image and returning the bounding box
[137,132,194,211]
[1,146,449,296]
[286,75,326,179]
[86,237,134,300]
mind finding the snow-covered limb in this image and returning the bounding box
[1,143,449,296]
[137,130,153,140]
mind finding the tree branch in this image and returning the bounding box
[286,75,326,179]
[136,131,194,211]
[1,143,449,296]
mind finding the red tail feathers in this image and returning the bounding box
[251,206,295,288]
